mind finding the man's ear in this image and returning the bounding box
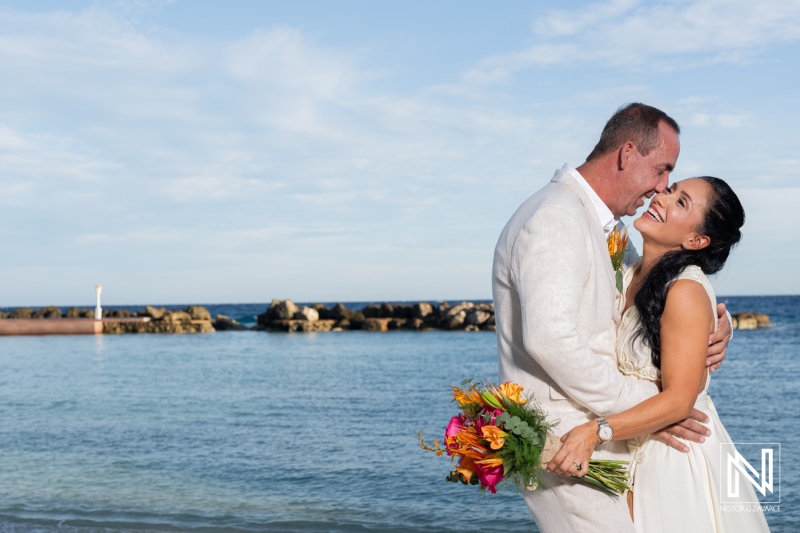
[618,141,636,170]
[683,234,710,251]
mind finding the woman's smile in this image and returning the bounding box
[645,206,664,223]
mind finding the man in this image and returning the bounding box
[492,103,731,532]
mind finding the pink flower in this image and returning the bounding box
[475,462,504,493]
[444,415,465,455]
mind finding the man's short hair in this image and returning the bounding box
[586,103,680,162]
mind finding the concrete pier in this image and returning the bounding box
[0,317,151,336]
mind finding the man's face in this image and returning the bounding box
[616,121,680,217]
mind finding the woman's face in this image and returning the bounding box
[633,177,713,252]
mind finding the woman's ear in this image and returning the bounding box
[683,234,710,251]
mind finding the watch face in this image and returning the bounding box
[599,426,613,440]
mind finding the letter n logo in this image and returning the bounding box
[720,443,780,504]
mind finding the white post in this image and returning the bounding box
[95,285,103,320]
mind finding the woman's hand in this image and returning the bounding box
[546,421,600,478]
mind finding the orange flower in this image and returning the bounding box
[476,454,504,468]
[451,426,491,460]
[607,226,629,269]
[456,456,476,482]
[452,386,483,408]
[481,425,509,450]
[608,226,629,293]
[494,382,526,405]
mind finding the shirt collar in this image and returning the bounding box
[561,163,617,238]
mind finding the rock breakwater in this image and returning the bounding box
[105,305,215,334]
[255,299,496,333]
[1,303,772,334]
[731,312,771,330]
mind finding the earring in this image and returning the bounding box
[681,244,687,250]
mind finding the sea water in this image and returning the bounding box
[0,296,797,532]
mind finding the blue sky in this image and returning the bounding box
[1,0,799,306]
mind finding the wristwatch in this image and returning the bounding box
[595,417,613,443]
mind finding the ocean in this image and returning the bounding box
[0,296,797,532]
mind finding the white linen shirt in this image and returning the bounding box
[561,163,617,238]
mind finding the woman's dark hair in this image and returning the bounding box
[634,176,745,369]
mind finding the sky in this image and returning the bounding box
[1,0,799,306]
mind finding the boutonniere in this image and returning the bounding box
[607,226,629,293]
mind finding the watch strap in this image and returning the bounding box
[595,416,613,443]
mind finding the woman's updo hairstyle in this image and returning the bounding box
[634,176,745,369]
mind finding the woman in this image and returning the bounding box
[550,176,770,532]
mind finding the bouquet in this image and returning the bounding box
[418,379,630,495]
[608,225,629,293]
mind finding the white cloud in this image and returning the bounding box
[0,4,552,303]
[0,2,797,303]
[689,112,747,128]
[0,127,33,150]
[677,96,717,106]
[465,0,800,83]
[531,0,640,38]
[717,114,747,128]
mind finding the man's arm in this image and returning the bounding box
[511,207,657,416]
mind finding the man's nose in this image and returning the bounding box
[655,176,669,193]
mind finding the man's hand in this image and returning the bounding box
[652,408,711,452]
[707,303,732,373]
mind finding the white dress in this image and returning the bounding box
[616,262,771,533]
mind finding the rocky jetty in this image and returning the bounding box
[731,312,771,330]
[0,303,773,334]
[255,299,496,333]
[103,305,214,334]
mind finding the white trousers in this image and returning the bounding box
[521,471,635,533]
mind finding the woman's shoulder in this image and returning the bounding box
[674,265,714,298]
[669,266,717,325]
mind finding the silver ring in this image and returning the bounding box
[573,462,582,471]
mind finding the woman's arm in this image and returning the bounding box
[546,279,715,477]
